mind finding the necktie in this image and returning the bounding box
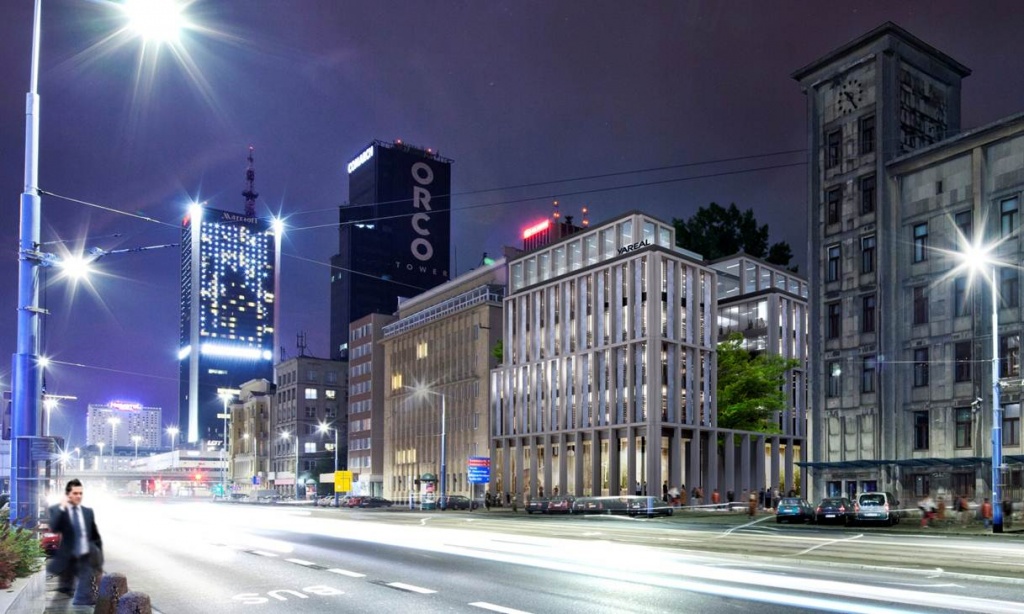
[71,506,87,556]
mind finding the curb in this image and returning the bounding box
[0,568,45,614]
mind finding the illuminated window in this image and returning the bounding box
[391,373,403,391]
[416,342,429,359]
[325,390,337,400]
[305,388,318,400]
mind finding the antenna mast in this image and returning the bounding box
[242,145,259,217]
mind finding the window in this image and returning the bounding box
[1001,197,1019,238]
[859,115,876,155]
[852,296,872,337]
[954,341,972,383]
[913,347,929,387]
[913,410,930,450]
[416,341,429,359]
[861,355,876,393]
[827,361,841,398]
[955,408,972,449]
[1004,403,1021,447]
[305,370,318,383]
[827,187,842,225]
[1000,267,1020,308]
[913,223,928,262]
[954,276,971,317]
[325,390,337,400]
[391,373,403,391]
[304,388,318,400]
[1000,333,1020,378]
[860,174,876,215]
[826,245,841,282]
[827,302,842,340]
[913,286,928,325]
[860,235,876,274]
[954,210,972,244]
[326,371,338,384]
[826,129,841,169]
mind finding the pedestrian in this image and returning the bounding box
[484,492,492,511]
[919,495,937,528]
[512,492,519,513]
[711,489,721,506]
[958,494,969,525]
[727,490,735,504]
[47,479,103,606]
[936,496,946,523]
[662,481,669,502]
[981,497,993,528]
[747,492,757,518]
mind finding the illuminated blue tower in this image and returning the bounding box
[178,150,280,444]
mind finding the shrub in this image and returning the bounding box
[0,508,44,588]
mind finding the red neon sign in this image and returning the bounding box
[522,219,550,240]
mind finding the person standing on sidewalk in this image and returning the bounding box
[981,498,993,528]
[47,479,103,606]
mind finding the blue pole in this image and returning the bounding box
[990,265,1003,533]
[11,0,44,529]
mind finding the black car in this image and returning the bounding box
[358,497,393,508]
[525,497,550,514]
[815,497,856,525]
[439,495,478,510]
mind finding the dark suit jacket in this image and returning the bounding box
[45,503,103,575]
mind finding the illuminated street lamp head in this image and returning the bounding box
[43,398,57,411]
[271,217,285,236]
[280,431,291,440]
[166,426,179,437]
[109,416,121,426]
[316,422,331,435]
[57,253,94,281]
[122,0,188,43]
[38,356,50,369]
[961,240,997,273]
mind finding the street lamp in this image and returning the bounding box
[218,390,236,498]
[411,385,447,510]
[97,442,105,471]
[10,0,190,527]
[960,243,1005,533]
[281,431,301,500]
[166,425,180,470]
[132,435,142,464]
[108,417,121,469]
[317,421,340,505]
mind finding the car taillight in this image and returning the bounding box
[884,503,889,512]
[816,506,822,513]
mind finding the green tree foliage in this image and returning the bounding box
[491,339,504,363]
[673,202,794,269]
[0,509,43,588]
[716,333,800,432]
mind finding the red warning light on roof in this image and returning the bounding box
[523,219,551,240]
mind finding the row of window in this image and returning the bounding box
[826,175,876,225]
[826,333,1021,397]
[913,405,1022,450]
[825,114,876,170]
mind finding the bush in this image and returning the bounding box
[0,508,44,589]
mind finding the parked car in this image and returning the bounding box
[342,496,365,508]
[814,497,856,525]
[37,521,59,556]
[525,498,550,514]
[626,496,674,518]
[358,497,393,508]
[439,495,477,510]
[856,492,901,526]
[545,495,576,514]
[572,497,605,515]
[775,497,815,524]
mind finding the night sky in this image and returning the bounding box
[2,1,1023,448]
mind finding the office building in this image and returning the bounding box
[270,356,347,497]
[86,401,162,450]
[347,313,395,497]
[793,22,977,500]
[381,260,504,503]
[330,140,452,360]
[178,202,280,444]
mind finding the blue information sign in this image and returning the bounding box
[467,456,491,484]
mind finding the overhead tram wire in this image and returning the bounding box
[285,147,809,220]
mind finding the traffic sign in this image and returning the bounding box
[467,457,491,484]
[334,470,353,492]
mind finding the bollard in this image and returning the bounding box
[115,591,153,614]
[94,572,129,614]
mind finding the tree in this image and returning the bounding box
[716,333,800,432]
[673,202,794,269]
[491,339,504,363]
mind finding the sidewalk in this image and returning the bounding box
[40,575,92,614]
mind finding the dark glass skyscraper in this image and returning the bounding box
[330,140,452,359]
[179,204,279,443]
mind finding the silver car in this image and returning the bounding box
[856,492,900,526]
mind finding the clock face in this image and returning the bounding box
[836,78,864,115]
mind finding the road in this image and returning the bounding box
[67,496,1024,613]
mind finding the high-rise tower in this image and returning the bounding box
[329,140,452,359]
[178,150,279,444]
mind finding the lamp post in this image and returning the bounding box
[108,417,120,470]
[218,390,235,497]
[411,385,447,510]
[10,0,190,528]
[282,431,301,500]
[318,422,340,505]
[166,426,179,470]
[132,435,142,464]
[961,244,1004,533]
[97,442,105,471]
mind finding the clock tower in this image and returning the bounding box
[792,23,971,501]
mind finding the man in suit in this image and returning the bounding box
[46,479,103,606]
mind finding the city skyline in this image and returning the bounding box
[1,2,1023,447]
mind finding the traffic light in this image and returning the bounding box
[194,473,203,482]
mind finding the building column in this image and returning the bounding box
[669,427,682,494]
[591,432,603,496]
[740,433,752,496]
[724,431,736,501]
[687,429,701,497]
[784,438,795,495]
[705,430,718,500]
[626,428,637,494]
[770,436,781,495]
[755,434,767,492]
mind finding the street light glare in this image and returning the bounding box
[123,0,187,43]
[58,253,94,281]
[961,241,996,272]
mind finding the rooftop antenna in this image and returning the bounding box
[242,145,259,217]
[296,331,308,357]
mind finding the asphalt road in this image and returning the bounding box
[89,497,1024,613]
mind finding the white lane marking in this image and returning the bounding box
[470,602,533,614]
[285,558,318,566]
[388,582,436,594]
[328,568,366,578]
[251,550,279,557]
[792,534,863,556]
